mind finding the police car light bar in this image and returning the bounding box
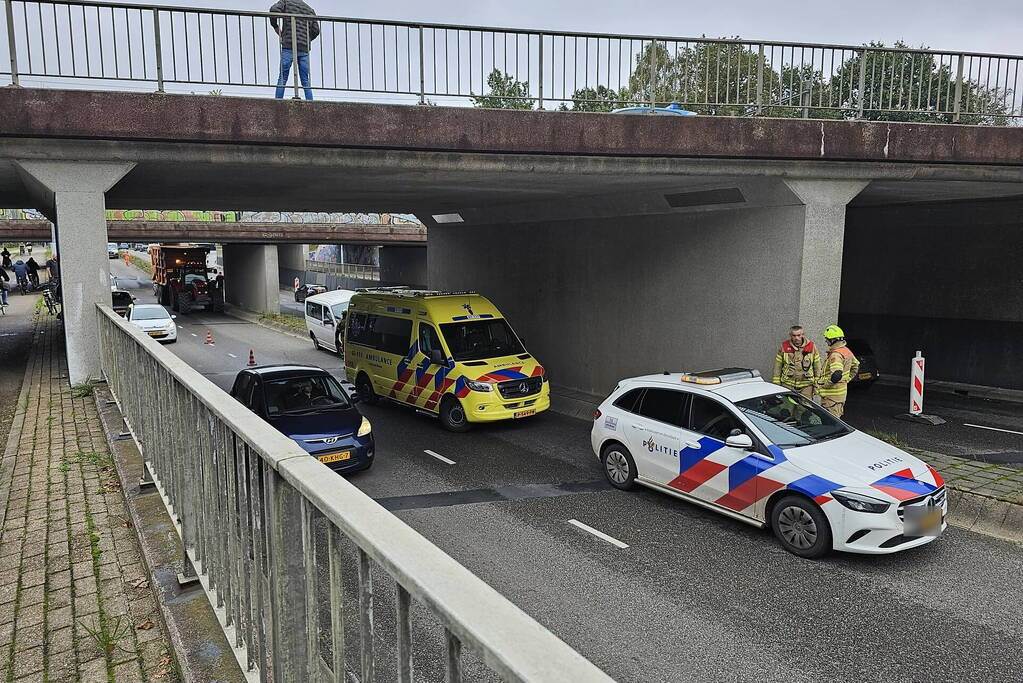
[681,368,761,385]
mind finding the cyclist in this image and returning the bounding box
[26,256,41,289]
[12,260,29,294]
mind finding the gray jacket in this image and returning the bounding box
[269,0,320,53]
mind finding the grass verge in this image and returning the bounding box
[260,311,306,331]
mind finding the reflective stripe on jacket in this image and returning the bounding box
[818,343,860,397]
[771,340,822,389]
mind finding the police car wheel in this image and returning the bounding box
[770,495,832,559]
[439,397,471,433]
[600,442,636,491]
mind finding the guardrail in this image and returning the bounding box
[2,0,1020,123]
[306,259,381,281]
[96,303,614,683]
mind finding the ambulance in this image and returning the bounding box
[343,290,549,431]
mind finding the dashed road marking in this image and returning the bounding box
[423,449,456,465]
[568,519,629,549]
[191,333,198,337]
[227,353,237,358]
[964,423,1023,436]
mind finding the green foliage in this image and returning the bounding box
[471,69,535,109]
[71,383,94,398]
[560,85,629,112]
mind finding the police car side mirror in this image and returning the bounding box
[725,433,754,450]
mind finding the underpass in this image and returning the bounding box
[107,258,1023,682]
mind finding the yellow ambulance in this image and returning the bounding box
[343,290,549,431]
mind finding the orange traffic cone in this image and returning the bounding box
[247,349,256,366]
[204,330,214,345]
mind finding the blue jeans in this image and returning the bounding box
[275,49,313,100]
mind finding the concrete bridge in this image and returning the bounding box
[2,87,1021,388]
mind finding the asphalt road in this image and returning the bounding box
[109,259,1023,682]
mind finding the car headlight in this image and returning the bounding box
[831,490,890,514]
[465,379,494,392]
[357,416,371,437]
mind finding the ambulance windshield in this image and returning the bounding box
[440,319,524,361]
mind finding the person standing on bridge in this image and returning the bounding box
[269,0,320,101]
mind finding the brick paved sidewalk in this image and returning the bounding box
[922,450,1023,505]
[0,316,178,682]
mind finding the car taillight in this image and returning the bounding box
[593,409,602,420]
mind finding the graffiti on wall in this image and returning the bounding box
[239,212,420,225]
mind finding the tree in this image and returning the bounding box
[471,69,535,110]
[560,85,628,112]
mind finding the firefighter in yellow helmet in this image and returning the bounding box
[818,325,860,418]
[771,325,822,400]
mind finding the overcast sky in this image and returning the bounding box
[193,0,1021,56]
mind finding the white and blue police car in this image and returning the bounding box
[591,368,946,558]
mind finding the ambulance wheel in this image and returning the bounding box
[600,442,637,491]
[355,373,378,406]
[439,396,471,433]
[770,495,832,559]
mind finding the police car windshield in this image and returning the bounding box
[440,319,524,361]
[734,392,851,448]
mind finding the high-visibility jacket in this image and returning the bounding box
[772,340,822,389]
[819,342,860,398]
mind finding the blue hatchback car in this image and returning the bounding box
[229,365,374,474]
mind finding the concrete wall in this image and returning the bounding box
[380,246,427,288]
[222,243,279,314]
[430,207,806,396]
[840,198,1023,389]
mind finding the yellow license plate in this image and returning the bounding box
[513,409,536,419]
[858,372,873,379]
[147,331,164,337]
[317,451,351,464]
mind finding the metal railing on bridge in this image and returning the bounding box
[2,0,1021,124]
[96,303,614,683]
[306,259,381,281]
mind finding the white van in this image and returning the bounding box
[304,289,358,354]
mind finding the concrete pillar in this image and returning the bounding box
[276,243,308,289]
[380,246,427,287]
[222,243,280,314]
[14,160,135,385]
[783,179,869,343]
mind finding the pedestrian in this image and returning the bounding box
[46,254,59,281]
[26,243,32,255]
[0,267,10,310]
[817,325,860,418]
[18,243,25,255]
[25,256,40,288]
[1,247,11,270]
[771,325,822,400]
[269,0,320,101]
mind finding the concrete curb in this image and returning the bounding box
[877,374,1023,404]
[223,305,311,342]
[94,386,245,683]
[0,318,35,532]
[548,384,1023,545]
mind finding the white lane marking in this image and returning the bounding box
[227,353,237,358]
[423,449,456,465]
[568,519,629,549]
[191,333,198,337]
[963,423,1023,436]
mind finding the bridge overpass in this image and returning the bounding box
[2,86,1022,389]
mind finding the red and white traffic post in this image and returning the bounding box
[293,276,300,291]
[910,350,925,415]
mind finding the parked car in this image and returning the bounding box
[847,338,880,388]
[126,303,177,343]
[295,283,328,302]
[118,242,129,250]
[229,365,374,474]
[111,290,135,317]
[304,289,357,355]
[107,243,119,259]
[611,102,697,116]
[591,368,945,558]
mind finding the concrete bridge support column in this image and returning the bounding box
[222,243,280,314]
[14,160,135,385]
[277,243,307,289]
[783,179,869,344]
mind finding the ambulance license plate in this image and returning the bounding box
[858,372,873,379]
[317,451,351,464]
[513,409,536,419]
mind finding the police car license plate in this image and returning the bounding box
[513,409,536,419]
[317,451,351,464]
[858,372,873,379]
[904,505,942,536]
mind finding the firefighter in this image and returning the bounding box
[818,325,860,418]
[771,325,822,400]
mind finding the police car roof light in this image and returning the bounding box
[681,368,761,385]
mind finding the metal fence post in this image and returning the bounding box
[152,8,165,93]
[856,49,868,119]
[417,26,425,104]
[953,53,964,122]
[290,15,300,99]
[537,32,544,110]
[4,0,19,86]
[647,39,657,110]
[755,43,764,114]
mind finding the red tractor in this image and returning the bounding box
[150,245,224,314]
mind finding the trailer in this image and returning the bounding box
[149,245,224,314]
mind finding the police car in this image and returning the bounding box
[591,368,946,558]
